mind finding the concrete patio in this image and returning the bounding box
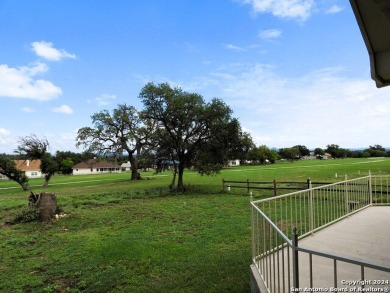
[297,206,390,288]
[251,206,390,292]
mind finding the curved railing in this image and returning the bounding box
[250,174,390,292]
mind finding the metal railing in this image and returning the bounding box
[251,173,390,293]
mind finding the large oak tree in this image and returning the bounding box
[140,82,243,192]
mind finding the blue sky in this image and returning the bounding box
[1,0,390,154]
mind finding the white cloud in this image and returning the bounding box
[225,44,246,51]
[325,5,343,14]
[48,129,79,153]
[0,128,10,136]
[241,0,314,21]
[88,94,117,106]
[172,63,390,148]
[52,104,73,114]
[0,128,14,149]
[21,107,35,113]
[31,41,76,61]
[258,29,282,40]
[0,63,62,100]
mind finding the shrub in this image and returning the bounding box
[7,207,41,224]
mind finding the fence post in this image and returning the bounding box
[247,179,250,193]
[368,170,373,205]
[292,226,300,290]
[345,174,349,214]
[308,178,314,235]
[250,192,255,262]
[273,179,277,197]
[222,178,225,192]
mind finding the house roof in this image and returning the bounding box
[73,159,121,169]
[14,160,41,171]
[350,0,390,88]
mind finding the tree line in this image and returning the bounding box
[246,144,390,163]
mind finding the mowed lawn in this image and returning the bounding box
[1,158,389,292]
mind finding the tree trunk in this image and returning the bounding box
[170,165,177,190]
[21,182,30,191]
[11,175,30,191]
[43,179,49,188]
[177,164,185,192]
[131,168,141,180]
[128,154,141,180]
[42,173,53,188]
[31,192,59,221]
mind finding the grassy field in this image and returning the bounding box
[1,158,389,292]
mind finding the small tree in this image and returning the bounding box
[55,151,84,174]
[227,130,255,163]
[248,145,278,164]
[314,148,325,156]
[293,145,310,158]
[325,144,348,159]
[15,135,58,188]
[279,147,300,162]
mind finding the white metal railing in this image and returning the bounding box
[371,175,390,205]
[251,173,390,293]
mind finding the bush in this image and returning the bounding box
[7,207,41,224]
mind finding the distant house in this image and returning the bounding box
[317,153,331,160]
[121,161,131,171]
[303,154,317,160]
[1,160,42,179]
[15,160,43,178]
[227,159,240,167]
[73,159,121,175]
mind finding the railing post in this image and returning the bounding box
[292,226,300,290]
[368,170,373,205]
[308,178,314,235]
[273,179,277,197]
[250,193,255,263]
[345,174,349,214]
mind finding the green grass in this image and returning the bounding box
[1,158,389,292]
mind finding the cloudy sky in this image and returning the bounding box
[1,0,390,154]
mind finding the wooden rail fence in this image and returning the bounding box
[222,178,331,196]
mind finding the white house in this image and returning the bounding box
[73,159,121,175]
[227,159,240,167]
[121,161,131,171]
[15,160,43,178]
[1,160,43,179]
